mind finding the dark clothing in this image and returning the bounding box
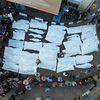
[93,80,97,87]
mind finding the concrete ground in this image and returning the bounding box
[0,84,93,100]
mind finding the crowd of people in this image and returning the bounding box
[0,2,14,46]
[0,68,99,100]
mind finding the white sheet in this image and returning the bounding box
[82,24,96,35]
[81,36,99,54]
[3,61,37,74]
[35,17,43,21]
[29,33,43,39]
[67,34,82,45]
[67,26,82,35]
[4,47,22,56]
[43,43,59,52]
[4,56,36,66]
[18,65,37,74]
[4,49,35,66]
[29,19,47,30]
[81,25,97,40]
[75,63,92,69]
[28,29,45,35]
[75,55,93,64]
[63,40,81,56]
[12,19,29,32]
[46,25,66,45]
[81,24,99,54]
[64,34,82,56]
[12,30,26,40]
[38,47,57,71]
[81,31,96,40]
[38,60,57,71]
[4,48,38,65]
[57,64,75,73]
[57,56,75,73]
[39,47,57,59]
[3,47,38,74]
[67,25,96,35]
[24,41,42,51]
[5,22,100,73]
[8,13,14,21]
[3,61,19,73]
[18,52,38,67]
[8,39,24,49]
[81,44,98,54]
[30,38,41,42]
[4,52,19,64]
[19,13,27,17]
[57,54,93,72]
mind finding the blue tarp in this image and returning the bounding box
[15,4,26,11]
[53,12,63,23]
[90,96,94,100]
[0,15,3,21]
